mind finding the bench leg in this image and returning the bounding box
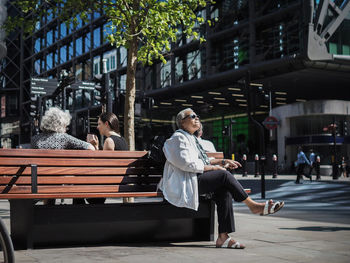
[9,200,35,250]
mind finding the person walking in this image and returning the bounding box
[341,156,348,178]
[308,149,316,179]
[295,146,311,184]
[315,155,321,180]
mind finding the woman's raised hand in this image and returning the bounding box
[87,134,99,150]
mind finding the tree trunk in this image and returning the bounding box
[124,36,138,151]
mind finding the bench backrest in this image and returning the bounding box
[0,149,223,199]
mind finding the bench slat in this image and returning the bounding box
[0,191,163,199]
[0,175,161,185]
[0,184,158,194]
[0,149,148,158]
[0,167,163,176]
[0,158,151,167]
[0,189,250,200]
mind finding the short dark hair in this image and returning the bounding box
[99,112,120,133]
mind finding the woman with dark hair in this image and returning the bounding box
[88,112,128,151]
[87,112,128,204]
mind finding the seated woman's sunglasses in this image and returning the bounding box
[182,114,200,120]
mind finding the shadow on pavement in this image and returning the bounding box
[280,226,350,232]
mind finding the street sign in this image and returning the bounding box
[30,78,58,96]
[70,81,96,91]
[263,116,279,130]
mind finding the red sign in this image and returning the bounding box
[263,116,279,130]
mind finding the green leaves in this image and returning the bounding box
[6,0,209,65]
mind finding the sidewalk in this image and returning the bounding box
[2,175,350,263]
[10,212,350,263]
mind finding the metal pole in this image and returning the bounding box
[246,71,266,198]
[332,117,338,179]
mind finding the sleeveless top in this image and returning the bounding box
[109,135,128,150]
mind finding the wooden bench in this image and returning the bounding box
[0,149,250,249]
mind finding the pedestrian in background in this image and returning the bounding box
[315,155,321,180]
[341,156,348,178]
[295,146,311,184]
[308,149,316,179]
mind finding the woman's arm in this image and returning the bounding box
[204,165,226,171]
[103,137,115,151]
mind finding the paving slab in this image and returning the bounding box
[0,175,349,263]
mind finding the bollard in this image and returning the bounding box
[242,154,248,177]
[272,154,278,178]
[316,155,321,180]
[254,154,259,177]
[260,155,266,199]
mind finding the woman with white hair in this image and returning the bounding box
[158,108,284,249]
[32,107,95,150]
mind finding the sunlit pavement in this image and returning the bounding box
[0,175,349,263]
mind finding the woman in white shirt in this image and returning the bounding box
[158,108,284,249]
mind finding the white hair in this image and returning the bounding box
[176,108,193,129]
[40,107,71,133]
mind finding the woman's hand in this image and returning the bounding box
[87,134,99,150]
[223,159,242,170]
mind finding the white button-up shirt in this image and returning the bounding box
[158,129,204,211]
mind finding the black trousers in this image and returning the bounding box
[296,163,306,182]
[197,170,248,234]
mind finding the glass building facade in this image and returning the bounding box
[0,0,349,162]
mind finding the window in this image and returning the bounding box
[85,33,91,53]
[54,26,59,42]
[93,27,101,48]
[76,37,83,56]
[47,30,53,46]
[160,60,171,88]
[34,39,41,53]
[119,47,127,67]
[60,46,67,63]
[46,9,53,22]
[67,21,74,35]
[110,55,116,70]
[175,57,183,83]
[34,59,41,75]
[68,42,73,60]
[103,22,113,43]
[93,11,101,20]
[119,74,126,93]
[7,94,18,116]
[75,16,83,30]
[187,51,201,80]
[93,56,100,75]
[60,23,67,38]
[47,53,53,70]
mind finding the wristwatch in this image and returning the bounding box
[222,159,226,165]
